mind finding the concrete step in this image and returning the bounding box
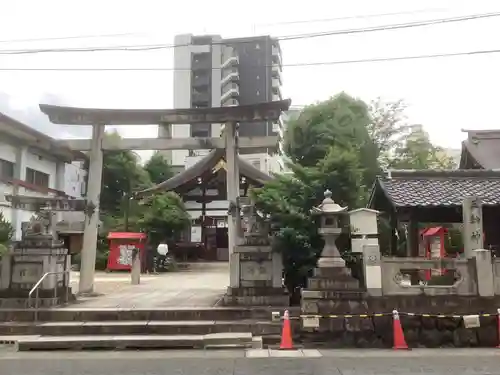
[14,332,254,351]
[0,307,297,322]
[0,320,282,336]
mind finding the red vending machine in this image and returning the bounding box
[106,232,147,271]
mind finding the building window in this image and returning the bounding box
[0,159,14,179]
[25,168,49,188]
[191,124,211,138]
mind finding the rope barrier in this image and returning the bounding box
[284,312,497,320]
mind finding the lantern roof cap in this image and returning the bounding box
[311,189,348,215]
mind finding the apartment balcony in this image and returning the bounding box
[220,71,240,87]
[221,53,239,70]
[222,98,239,107]
[272,44,282,70]
[272,89,282,102]
[272,78,282,101]
[221,83,240,105]
[272,64,282,85]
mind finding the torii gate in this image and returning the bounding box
[40,100,291,294]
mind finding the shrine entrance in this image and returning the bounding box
[40,99,289,294]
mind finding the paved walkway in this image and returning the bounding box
[3,349,500,375]
[69,262,228,308]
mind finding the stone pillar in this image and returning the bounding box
[79,124,105,295]
[349,208,382,296]
[406,219,419,257]
[474,249,494,297]
[462,197,484,259]
[225,121,240,288]
[131,248,141,285]
[11,146,27,241]
[362,244,383,296]
[55,161,66,224]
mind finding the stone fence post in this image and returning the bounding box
[362,244,383,296]
[474,249,494,297]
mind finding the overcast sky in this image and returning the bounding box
[0,0,498,161]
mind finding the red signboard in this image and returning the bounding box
[106,232,147,271]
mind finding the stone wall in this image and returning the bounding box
[299,312,498,348]
[299,295,500,348]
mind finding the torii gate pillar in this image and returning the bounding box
[79,124,105,294]
[225,122,241,287]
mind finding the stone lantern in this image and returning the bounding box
[311,189,348,268]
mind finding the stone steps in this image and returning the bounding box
[0,307,295,322]
[0,320,282,336]
[13,332,255,351]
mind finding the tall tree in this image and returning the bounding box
[389,126,456,169]
[367,98,412,169]
[284,92,379,188]
[253,94,371,299]
[100,132,151,215]
[144,152,174,185]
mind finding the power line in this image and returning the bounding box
[0,12,498,55]
[0,48,498,71]
[255,7,449,26]
[0,32,144,45]
[0,9,446,46]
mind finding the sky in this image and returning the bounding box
[0,0,499,162]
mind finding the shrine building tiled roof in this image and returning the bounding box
[369,169,500,208]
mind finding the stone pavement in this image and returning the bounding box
[2,348,500,374]
[69,262,229,308]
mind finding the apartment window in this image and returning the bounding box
[0,159,14,179]
[191,124,211,138]
[25,168,49,188]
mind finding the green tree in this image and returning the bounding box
[284,92,379,188]
[367,98,412,169]
[144,151,174,185]
[253,94,371,299]
[0,212,14,257]
[389,126,456,169]
[139,192,190,247]
[100,132,151,216]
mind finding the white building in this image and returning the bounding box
[0,112,87,240]
[160,33,284,176]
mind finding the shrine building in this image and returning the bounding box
[139,148,273,261]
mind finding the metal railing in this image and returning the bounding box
[28,271,70,321]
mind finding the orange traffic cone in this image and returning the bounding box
[496,308,500,348]
[279,309,294,350]
[392,309,409,350]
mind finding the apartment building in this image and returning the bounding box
[159,33,284,174]
[0,112,87,240]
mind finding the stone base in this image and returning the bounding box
[223,287,289,307]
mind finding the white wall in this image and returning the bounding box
[0,139,87,239]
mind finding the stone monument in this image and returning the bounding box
[223,197,288,306]
[0,196,77,308]
[301,190,365,330]
[462,197,484,259]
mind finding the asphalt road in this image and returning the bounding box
[2,348,500,375]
